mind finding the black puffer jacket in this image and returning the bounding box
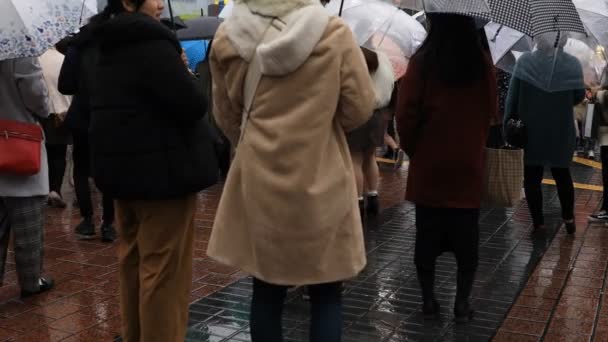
[89,12,217,200]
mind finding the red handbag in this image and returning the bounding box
[0,119,43,176]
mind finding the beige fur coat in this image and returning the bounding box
[207,0,375,285]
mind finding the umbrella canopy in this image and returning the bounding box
[181,40,209,70]
[492,30,606,91]
[385,0,491,15]
[478,0,586,37]
[219,1,234,18]
[574,0,608,56]
[488,0,607,91]
[176,16,223,41]
[326,0,426,78]
[0,0,97,60]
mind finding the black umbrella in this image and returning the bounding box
[161,16,187,30]
[176,17,223,41]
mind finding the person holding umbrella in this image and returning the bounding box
[208,0,374,340]
[505,33,586,234]
[396,13,497,323]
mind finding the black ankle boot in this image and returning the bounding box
[417,267,440,320]
[454,271,475,323]
[358,199,365,221]
[366,194,380,216]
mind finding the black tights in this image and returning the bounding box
[72,133,114,223]
[601,147,608,210]
[523,165,574,227]
[46,144,67,194]
[250,278,343,342]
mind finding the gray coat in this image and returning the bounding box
[0,57,50,197]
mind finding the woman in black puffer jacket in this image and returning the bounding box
[88,0,217,341]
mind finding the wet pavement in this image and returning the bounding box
[0,161,607,341]
[184,163,596,342]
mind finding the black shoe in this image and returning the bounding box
[565,220,576,235]
[366,195,380,216]
[359,199,365,221]
[21,277,54,298]
[423,298,440,320]
[589,210,608,222]
[101,223,117,243]
[417,268,439,320]
[75,217,95,240]
[454,298,474,324]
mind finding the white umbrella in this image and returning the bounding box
[0,0,97,60]
[326,0,426,78]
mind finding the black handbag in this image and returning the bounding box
[504,114,527,148]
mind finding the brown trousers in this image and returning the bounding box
[115,194,197,342]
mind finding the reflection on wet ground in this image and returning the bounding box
[187,164,599,342]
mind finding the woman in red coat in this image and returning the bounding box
[395,13,497,323]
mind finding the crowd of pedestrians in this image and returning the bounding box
[0,0,607,341]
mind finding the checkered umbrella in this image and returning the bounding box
[385,0,491,15]
[478,0,586,37]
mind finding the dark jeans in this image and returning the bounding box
[414,206,480,273]
[250,278,343,342]
[602,146,608,211]
[72,133,114,223]
[523,165,574,227]
[46,144,67,195]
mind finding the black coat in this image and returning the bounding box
[58,27,98,134]
[89,13,218,200]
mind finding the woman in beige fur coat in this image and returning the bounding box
[208,0,375,340]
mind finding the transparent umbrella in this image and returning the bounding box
[492,30,607,91]
[573,0,608,76]
[326,0,426,78]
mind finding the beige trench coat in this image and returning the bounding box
[207,13,375,285]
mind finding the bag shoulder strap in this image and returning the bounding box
[239,19,281,144]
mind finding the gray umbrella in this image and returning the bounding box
[177,17,223,41]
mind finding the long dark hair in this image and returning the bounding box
[88,0,147,29]
[413,13,486,85]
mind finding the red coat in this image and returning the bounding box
[396,57,497,209]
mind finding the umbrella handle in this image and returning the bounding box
[490,25,503,43]
[168,0,176,32]
[79,0,86,25]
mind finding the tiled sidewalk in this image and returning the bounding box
[184,163,607,342]
[0,161,605,341]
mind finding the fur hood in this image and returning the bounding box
[372,51,395,109]
[226,0,329,76]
